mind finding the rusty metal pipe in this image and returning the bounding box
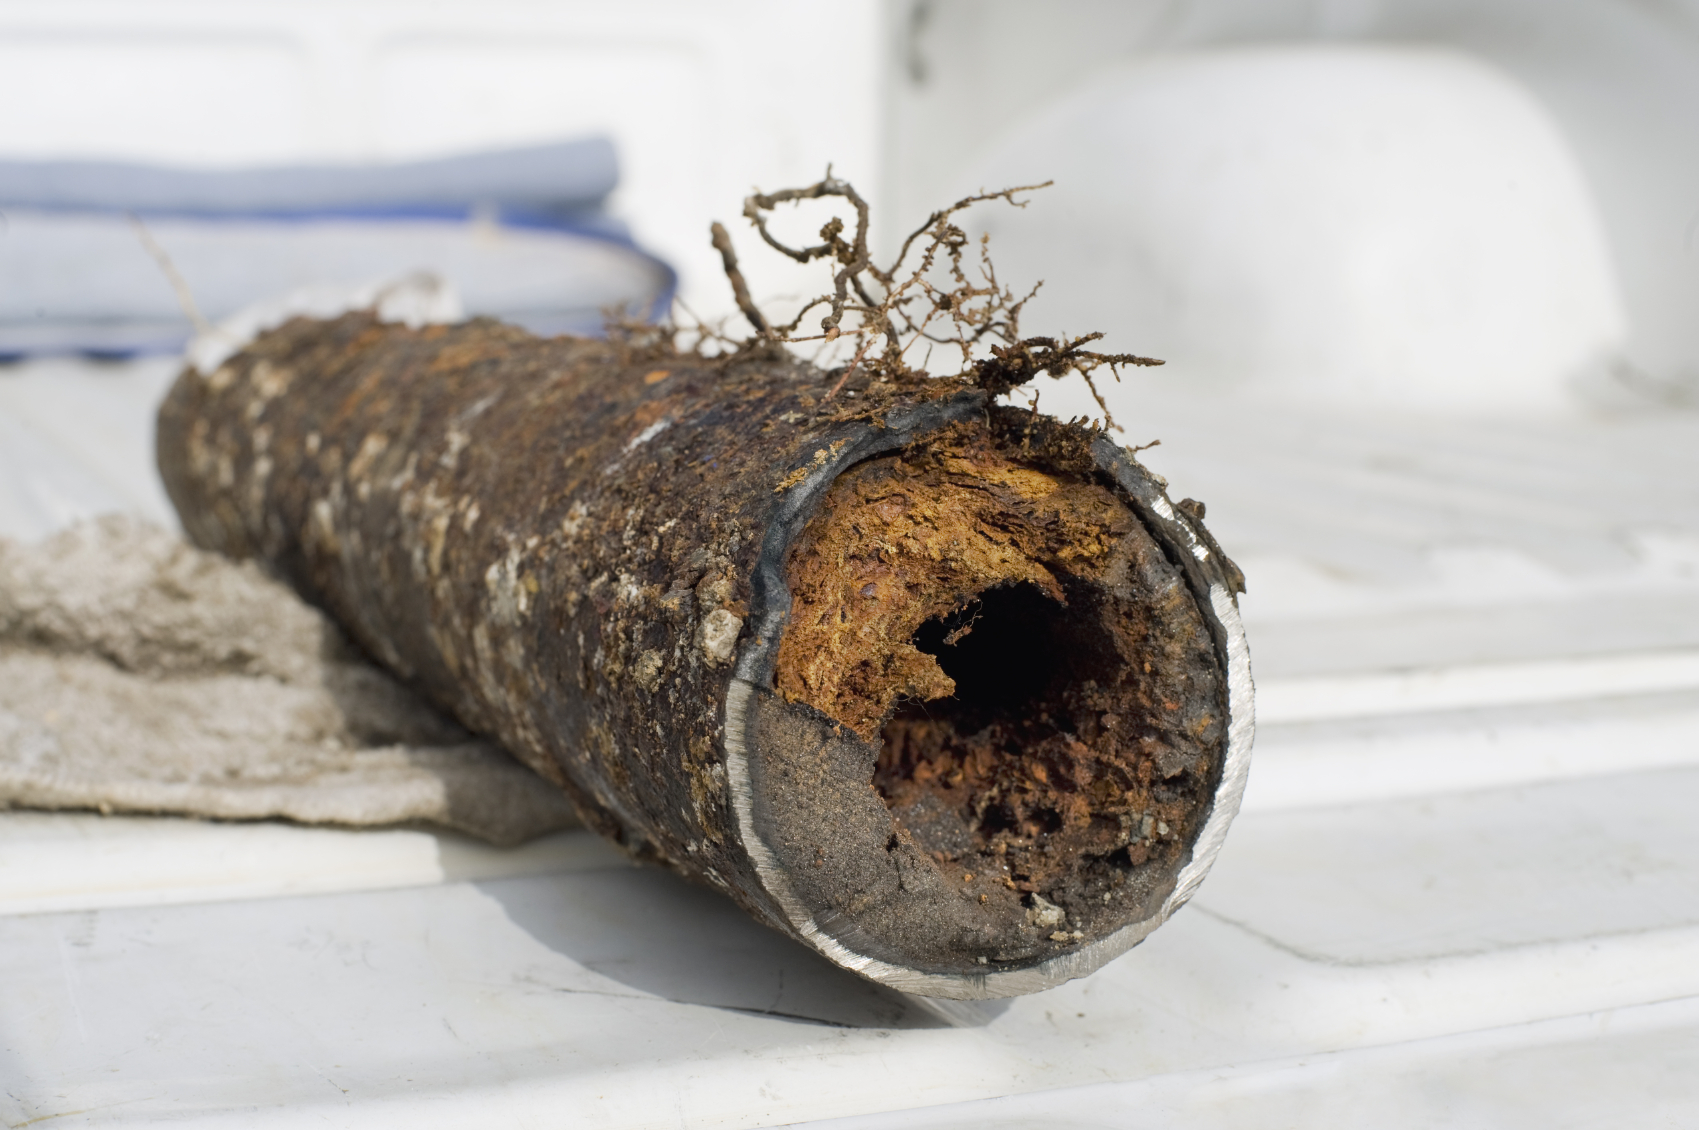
[156,313,1253,999]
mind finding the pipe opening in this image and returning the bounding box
[905,582,1065,724]
[873,571,1174,896]
[774,417,1225,930]
[877,581,1098,851]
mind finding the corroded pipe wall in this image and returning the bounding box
[156,313,1253,998]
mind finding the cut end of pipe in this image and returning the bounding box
[749,418,1230,991]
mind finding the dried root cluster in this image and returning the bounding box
[693,173,1163,431]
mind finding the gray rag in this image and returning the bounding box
[0,515,579,846]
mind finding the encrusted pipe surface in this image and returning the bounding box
[156,312,1253,998]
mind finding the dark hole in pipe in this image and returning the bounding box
[904,582,1064,733]
[874,581,1122,862]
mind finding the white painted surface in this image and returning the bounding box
[796,997,1699,1129]
[0,356,180,541]
[5,771,1697,1127]
[963,46,1626,411]
[3,356,1697,1126]
[0,813,630,917]
[1256,648,1699,724]
[886,0,1699,412]
[1244,691,1699,811]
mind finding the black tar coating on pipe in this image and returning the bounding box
[155,312,1245,996]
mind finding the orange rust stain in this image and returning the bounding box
[774,421,1129,741]
[628,398,673,429]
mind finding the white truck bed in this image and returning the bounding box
[3,359,1697,1127]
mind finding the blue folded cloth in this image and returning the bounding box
[0,137,618,218]
[0,137,674,359]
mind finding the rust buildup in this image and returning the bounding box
[775,420,1224,900]
[153,179,1250,999]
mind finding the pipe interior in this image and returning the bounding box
[774,418,1224,924]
